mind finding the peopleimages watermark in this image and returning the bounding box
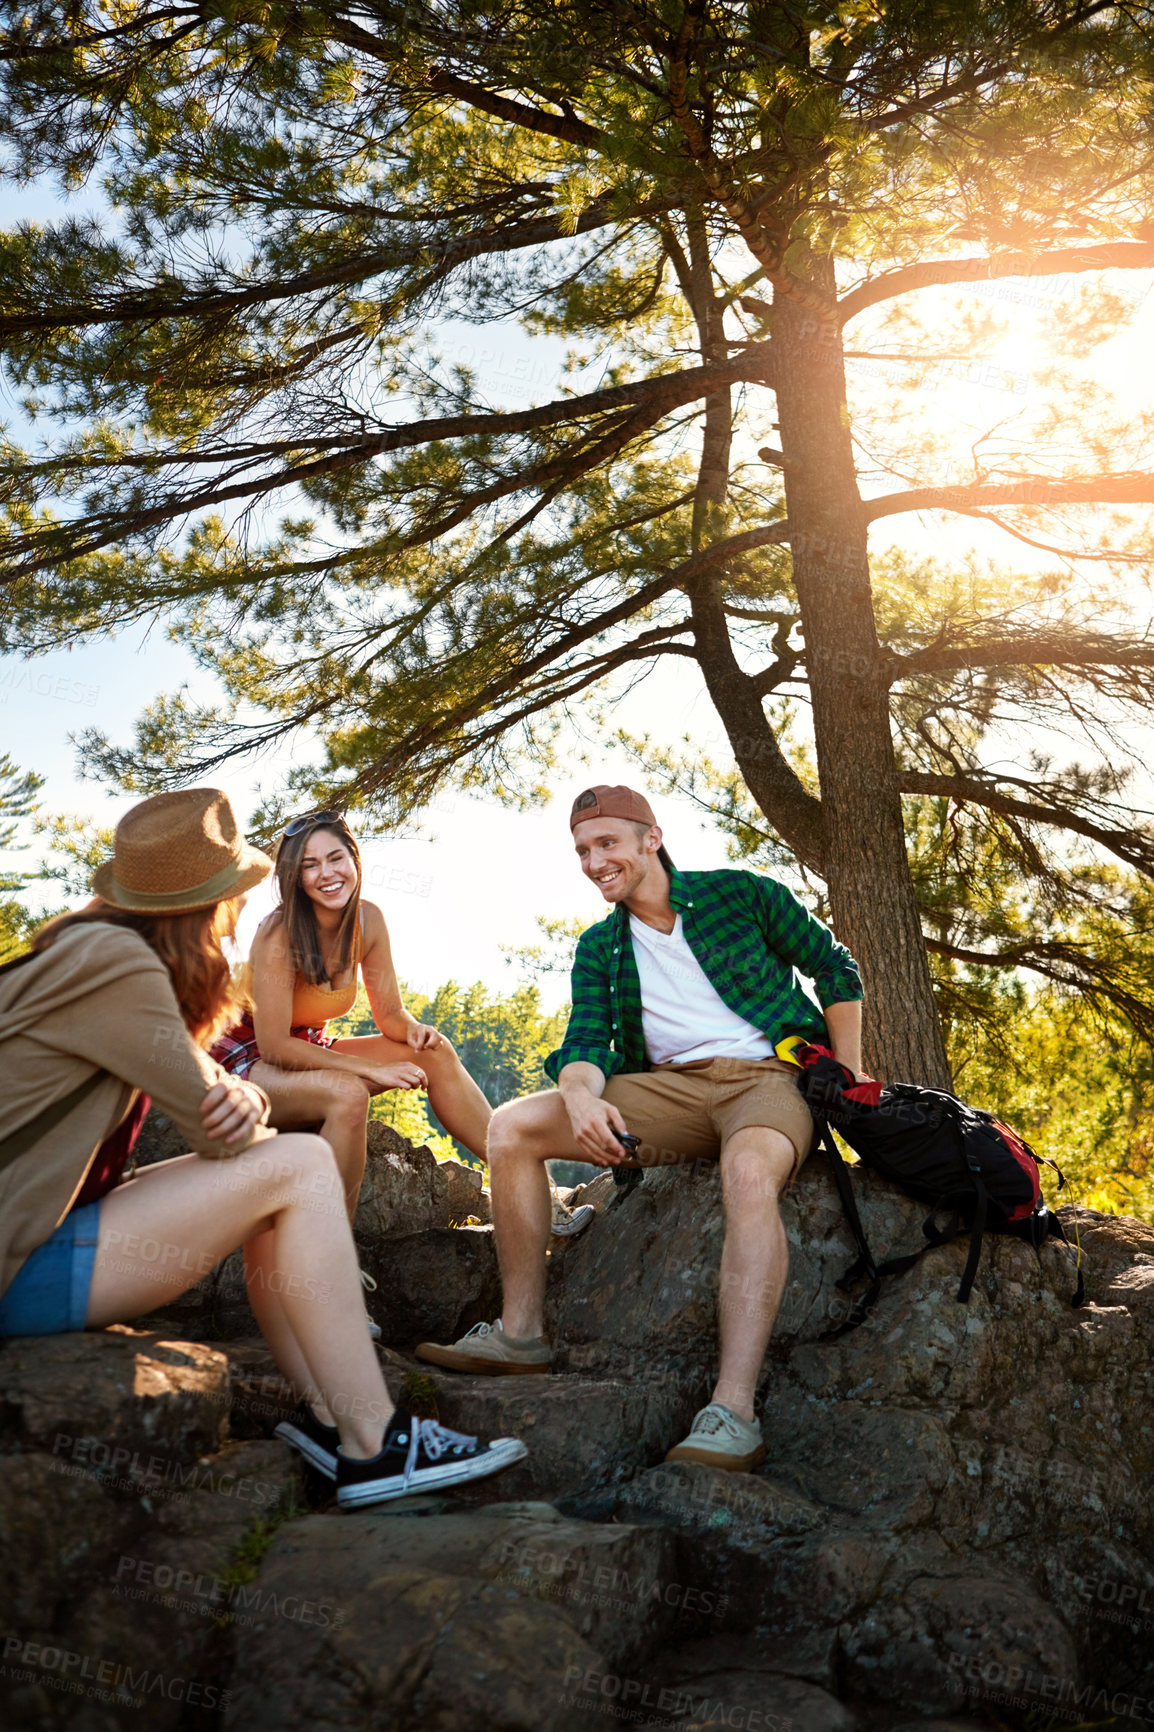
[0,665,100,707]
[950,1653,1154,1722]
[366,862,434,899]
[96,1226,333,1302]
[623,1462,784,1529]
[559,1665,793,1730]
[495,1542,727,1620]
[1,1634,229,1712]
[112,1556,345,1632]
[1076,1572,1154,1632]
[50,1432,282,1509]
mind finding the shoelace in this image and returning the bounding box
[691,1403,744,1438]
[360,1269,378,1292]
[401,1418,479,1490]
[460,1321,494,1339]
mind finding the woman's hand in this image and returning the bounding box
[362,1061,428,1094]
[406,1022,443,1053]
[200,1078,267,1148]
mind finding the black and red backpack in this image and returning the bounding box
[792,1044,1084,1329]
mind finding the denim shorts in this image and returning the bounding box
[0,1200,102,1336]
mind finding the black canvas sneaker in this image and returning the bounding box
[336,1411,527,1509]
[274,1402,340,1480]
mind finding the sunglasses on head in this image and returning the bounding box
[283,808,350,839]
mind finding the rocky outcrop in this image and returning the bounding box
[135,1118,496,1343]
[2,1125,1152,1730]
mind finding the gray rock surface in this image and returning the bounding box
[2,1128,1152,1729]
[135,1115,493,1342]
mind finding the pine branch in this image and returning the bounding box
[423,69,602,149]
[900,771,1154,875]
[840,240,1154,325]
[891,633,1154,677]
[0,200,636,339]
[923,934,1154,1041]
[865,472,1154,522]
[0,345,776,580]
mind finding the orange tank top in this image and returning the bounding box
[290,919,363,1030]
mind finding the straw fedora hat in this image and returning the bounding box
[92,789,273,915]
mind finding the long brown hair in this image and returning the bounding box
[16,900,242,1045]
[272,818,362,986]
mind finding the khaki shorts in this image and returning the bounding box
[602,1056,815,1179]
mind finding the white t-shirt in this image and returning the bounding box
[629,912,775,1065]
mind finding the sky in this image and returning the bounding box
[3,181,1153,1007]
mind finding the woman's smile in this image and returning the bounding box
[300,834,357,909]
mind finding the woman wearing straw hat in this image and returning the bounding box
[0,789,526,1508]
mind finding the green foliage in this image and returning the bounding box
[211,1495,305,1630]
[369,1085,458,1162]
[4,0,1154,1089]
[328,976,567,1163]
[0,753,45,886]
[950,995,1154,1223]
[405,978,569,1109]
[0,757,57,961]
[0,758,117,961]
[0,896,39,967]
[500,914,595,977]
[31,810,116,900]
[2,0,1151,830]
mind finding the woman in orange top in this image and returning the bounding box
[211,812,491,1223]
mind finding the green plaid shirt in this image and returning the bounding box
[544,867,863,1083]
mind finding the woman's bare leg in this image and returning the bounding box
[249,1062,371,1220]
[241,1223,318,1400]
[86,1133,393,1456]
[333,1033,491,1160]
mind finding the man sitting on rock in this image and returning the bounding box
[418,784,865,1471]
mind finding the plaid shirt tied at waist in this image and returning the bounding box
[544,867,863,1084]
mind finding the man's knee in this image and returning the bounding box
[488,1097,556,1166]
[721,1134,794,1207]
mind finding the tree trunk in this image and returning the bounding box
[672,217,946,1083]
[764,278,951,1087]
[674,219,830,871]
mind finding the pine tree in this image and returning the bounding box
[4,1,1154,1079]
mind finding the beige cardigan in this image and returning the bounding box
[0,922,270,1299]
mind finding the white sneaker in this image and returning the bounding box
[664,1402,766,1472]
[415,1319,553,1375]
[550,1196,595,1238]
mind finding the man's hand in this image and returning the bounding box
[561,1083,632,1166]
[200,1078,267,1148]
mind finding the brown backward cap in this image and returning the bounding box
[569,784,656,832]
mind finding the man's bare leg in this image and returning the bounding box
[487,1091,585,1339]
[710,1126,796,1423]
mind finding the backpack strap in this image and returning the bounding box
[956,1179,988,1304]
[607,1163,645,1210]
[0,1070,107,1179]
[815,1119,882,1335]
[1044,1211,1086,1307]
[948,1141,990,1303]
